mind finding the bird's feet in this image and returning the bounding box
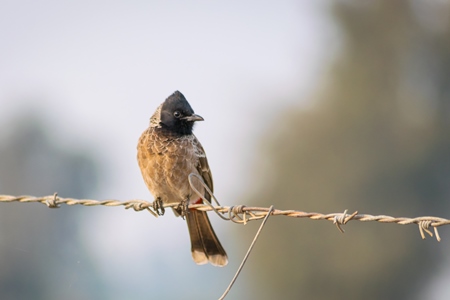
[174,200,189,220]
[152,197,165,216]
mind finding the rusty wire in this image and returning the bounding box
[0,192,448,242]
[1,186,449,300]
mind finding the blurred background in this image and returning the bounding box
[1,0,450,299]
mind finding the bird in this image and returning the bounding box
[137,91,228,267]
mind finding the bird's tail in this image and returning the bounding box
[186,209,228,267]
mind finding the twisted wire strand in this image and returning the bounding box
[0,193,448,241]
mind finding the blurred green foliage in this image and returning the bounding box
[243,1,450,299]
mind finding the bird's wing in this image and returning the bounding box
[194,135,214,196]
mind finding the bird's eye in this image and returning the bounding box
[173,111,181,118]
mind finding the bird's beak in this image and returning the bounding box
[182,114,204,122]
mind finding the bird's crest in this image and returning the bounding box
[149,103,163,128]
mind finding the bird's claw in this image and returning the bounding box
[174,200,189,220]
[152,198,165,216]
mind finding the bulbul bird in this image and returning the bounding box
[137,91,228,267]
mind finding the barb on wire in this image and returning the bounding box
[219,205,274,300]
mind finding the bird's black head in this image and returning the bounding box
[153,91,204,136]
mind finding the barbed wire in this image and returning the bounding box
[2,182,450,300]
[2,169,449,300]
[0,192,449,242]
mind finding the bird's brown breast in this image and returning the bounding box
[137,127,205,204]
